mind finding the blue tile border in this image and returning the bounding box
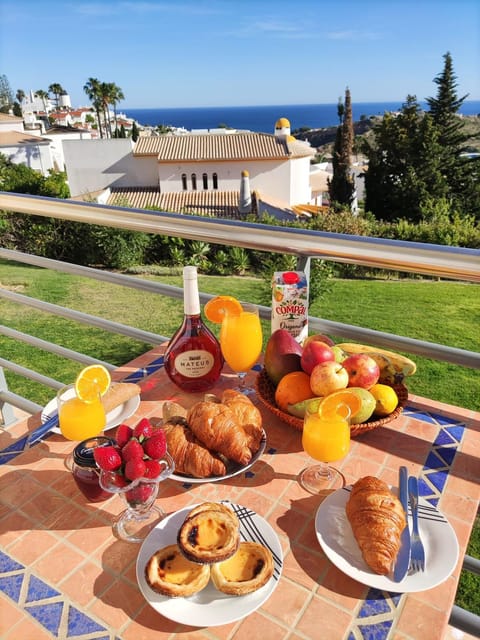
[346,412,466,639]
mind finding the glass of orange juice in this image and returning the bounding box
[219,302,263,395]
[299,400,351,494]
[57,384,106,442]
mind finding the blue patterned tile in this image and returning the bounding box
[26,575,60,602]
[26,601,63,635]
[358,620,393,639]
[0,574,24,602]
[443,425,465,442]
[433,445,457,466]
[67,606,107,636]
[0,551,24,572]
[425,450,448,471]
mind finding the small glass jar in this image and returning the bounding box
[72,436,116,502]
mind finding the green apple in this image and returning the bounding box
[348,387,376,423]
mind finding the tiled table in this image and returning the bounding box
[1,345,479,640]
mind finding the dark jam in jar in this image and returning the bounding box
[72,436,115,502]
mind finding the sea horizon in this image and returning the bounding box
[123,100,480,134]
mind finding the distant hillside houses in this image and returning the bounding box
[1,105,332,219]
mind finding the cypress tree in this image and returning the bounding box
[329,87,355,209]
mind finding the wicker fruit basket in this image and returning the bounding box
[255,368,408,437]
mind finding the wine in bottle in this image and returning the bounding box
[164,266,224,392]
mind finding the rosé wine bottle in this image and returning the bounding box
[164,266,224,392]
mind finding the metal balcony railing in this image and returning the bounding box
[0,191,479,634]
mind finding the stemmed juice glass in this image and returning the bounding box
[57,384,107,469]
[219,302,263,395]
[299,400,351,494]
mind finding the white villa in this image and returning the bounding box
[1,109,331,218]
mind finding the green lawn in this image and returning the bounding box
[0,260,478,614]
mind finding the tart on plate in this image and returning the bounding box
[211,542,274,595]
[145,544,211,597]
[177,502,240,564]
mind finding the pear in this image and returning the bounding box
[348,387,376,423]
[287,397,323,418]
[264,329,303,385]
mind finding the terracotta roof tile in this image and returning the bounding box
[0,131,51,146]
[133,132,314,161]
[106,187,244,218]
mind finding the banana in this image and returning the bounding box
[364,352,398,384]
[336,343,417,379]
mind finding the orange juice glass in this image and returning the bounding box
[299,402,350,494]
[219,302,262,394]
[57,384,106,441]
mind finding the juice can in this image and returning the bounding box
[271,271,308,343]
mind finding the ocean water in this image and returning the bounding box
[123,101,480,134]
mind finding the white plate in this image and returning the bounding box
[136,501,283,627]
[169,432,267,484]
[315,485,459,592]
[41,386,140,434]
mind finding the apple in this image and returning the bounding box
[303,333,335,348]
[332,345,348,363]
[310,361,349,396]
[343,354,380,389]
[301,340,335,375]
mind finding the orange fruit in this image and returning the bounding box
[275,371,313,412]
[318,389,363,422]
[75,364,111,402]
[204,295,242,323]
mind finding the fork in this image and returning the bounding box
[408,476,426,572]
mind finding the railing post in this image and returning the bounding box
[0,367,17,427]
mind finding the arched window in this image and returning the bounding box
[212,173,218,190]
[191,173,197,190]
[202,173,208,189]
[181,173,187,190]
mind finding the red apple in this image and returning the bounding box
[301,340,335,375]
[303,333,335,348]
[309,361,349,396]
[342,354,380,389]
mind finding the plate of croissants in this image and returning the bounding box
[136,501,283,626]
[160,390,267,483]
[315,476,459,592]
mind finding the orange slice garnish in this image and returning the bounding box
[75,364,111,402]
[318,390,362,421]
[204,295,242,323]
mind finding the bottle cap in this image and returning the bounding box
[183,266,197,280]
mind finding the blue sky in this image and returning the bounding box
[1,0,479,109]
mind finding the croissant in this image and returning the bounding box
[162,422,226,478]
[346,476,406,575]
[187,401,253,465]
[220,390,263,453]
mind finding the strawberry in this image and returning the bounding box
[124,458,146,481]
[116,423,134,448]
[133,417,153,441]
[125,483,155,506]
[93,446,122,471]
[143,431,167,460]
[144,459,161,479]
[121,438,144,462]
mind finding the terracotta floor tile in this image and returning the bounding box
[66,515,114,555]
[318,564,368,610]
[32,541,86,584]
[260,576,311,626]
[234,610,288,640]
[396,595,450,639]
[122,603,182,639]
[282,540,328,591]
[3,616,55,640]
[0,509,32,546]
[60,558,114,607]
[0,469,43,507]
[7,528,59,565]
[96,538,139,574]
[296,594,352,639]
[0,594,24,631]
[89,576,146,629]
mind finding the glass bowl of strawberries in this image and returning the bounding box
[94,418,175,543]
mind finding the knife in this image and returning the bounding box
[393,465,411,582]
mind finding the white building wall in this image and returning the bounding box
[63,139,138,197]
[289,156,313,203]
[1,143,54,175]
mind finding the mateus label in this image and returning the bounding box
[271,271,308,343]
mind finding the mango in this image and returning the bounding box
[264,329,303,386]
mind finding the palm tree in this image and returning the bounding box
[106,82,125,134]
[83,78,104,138]
[16,89,25,104]
[35,90,50,113]
[48,83,65,110]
